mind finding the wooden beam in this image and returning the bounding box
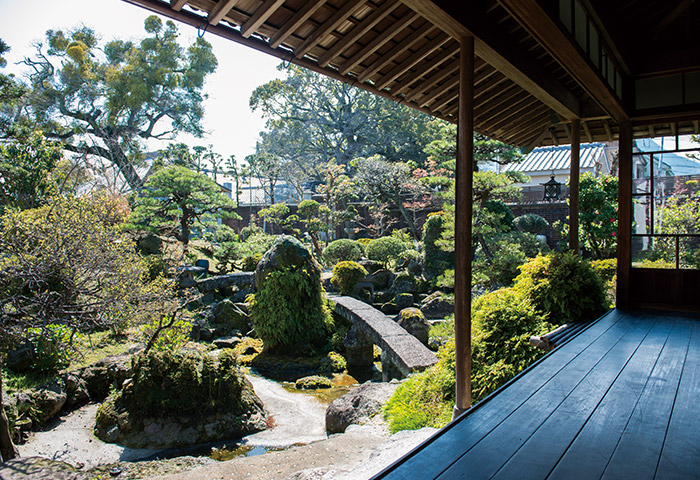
[339,10,419,75]
[603,119,613,141]
[375,32,450,90]
[208,0,240,25]
[391,44,458,95]
[357,23,435,83]
[497,0,628,122]
[583,121,593,142]
[295,1,367,59]
[418,72,460,107]
[454,34,474,416]
[617,120,632,308]
[240,0,286,38]
[570,119,580,254]
[650,0,696,38]
[488,98,543,132]
[524,124,551,151]
[171,0,187,11]
[403,0,581,120]
[269,0,327,49]
[317,0,398,68]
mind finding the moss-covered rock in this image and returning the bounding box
[295,376,332,390]
[94,349,266,449]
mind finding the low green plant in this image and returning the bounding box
[241,253,263,272]
[139,316,191,351]
[513,214,549,234]
[331,261,368,296]
[247,267,334,353]
[514,252,607,323]
[321,239,364,266]
[23,324,81,373]
[366,236,410,267]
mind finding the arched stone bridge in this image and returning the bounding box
[329,295,438,380]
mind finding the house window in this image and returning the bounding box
[631,127,700,270]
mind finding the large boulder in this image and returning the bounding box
[30,380,67,424]
[325,382,398,434]
[196,272,255,293]
[210,299,250,332]
[420,292,454,319]
[5,342,34,373]
[254,235,320,291]
[397,308,430,346]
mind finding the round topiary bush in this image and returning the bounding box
[322,239,364,266]
[365,236,410,266]
[513,252,607,323]
[331,261,368,296]
[513,213,549,234]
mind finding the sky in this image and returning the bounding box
[0,0,283,164]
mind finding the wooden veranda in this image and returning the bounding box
[120,0,700,477]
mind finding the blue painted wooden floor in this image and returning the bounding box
[373,309,700,480]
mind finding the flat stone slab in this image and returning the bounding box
[330,296,437,375]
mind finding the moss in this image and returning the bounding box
[295,375,333,390]
[330,261,368,296]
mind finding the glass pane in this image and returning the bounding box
[653,151,700,235]
[631,236,676,268]
[632,196,652,234]
[634,136,677,153]
[680,237,700,270]
[636,75,683,109]
[686,72,700,104]
[633,153,651,194]
[589,27,599,68]
[574,2,587,49]
[559,0,572,31]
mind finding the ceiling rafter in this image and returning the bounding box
[404,62,459,101]
[208,0,240,25]
[339,10,420,75]
[357,22,436,83]
[269,0,327,49]
[170,0,188,11]
[376,32,450,90]
[240,0,287,38]
[295,1,367,59]
[391,44,459,95]
[418,73,459,107]
[317,0,400,68]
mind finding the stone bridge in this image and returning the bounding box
[329,295,438,380]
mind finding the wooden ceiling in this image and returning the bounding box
[124,0,700,149]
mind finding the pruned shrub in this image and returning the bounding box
[241,253,262,272]
[423,213,452,281]
[514,252,607,323]
[331,261,368,296]
[513,213,549,234]
[365,236,410,267]
[322,239,364,266]
[247,267,334,353]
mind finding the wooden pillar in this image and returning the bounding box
[453,35,474,417]
[617,120,632,308]
[569,119,580,254]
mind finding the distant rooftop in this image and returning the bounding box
[504,143,609,174]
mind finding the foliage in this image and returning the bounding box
[247,267,334,353]
[102,349,248,419]
[0,128,64,213]
[331,261,368,296]
[422,213,453,281]
[558,173,618,258]
[365,236,411,267]
[513,214,549,234]
[513,252,607,323]
[22,16,217,189]
[353,155,428,239]
[129,165,237,248]
[214,233,275,273]
[0,194,173,347]
[241,253,263,272]
[140,315,191,352]
[473,231,546,288]
[653,184,700,268]
[590,258,617,308]
[25,324,82,373]
[322,239,364,266]
[384,288,551,432]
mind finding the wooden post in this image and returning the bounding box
[569,119,580,254]
[617,120,632,308]
[453,35,474,418]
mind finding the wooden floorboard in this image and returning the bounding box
[374,309,626,480]
[548,317,674,480]
[436,313,648,480]
[373,310,700,480]
[599,317,693,479]
[654,321,700,480]
[490,316,661,480]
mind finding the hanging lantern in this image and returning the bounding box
[541,172,562,202]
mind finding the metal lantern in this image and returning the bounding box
[541,172,562,202]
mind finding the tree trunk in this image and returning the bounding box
[0,360,19,462]
[397,202,420,240]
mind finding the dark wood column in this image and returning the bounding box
[454,35,474,416]
[569,119,580,254]
[617,120,632,308]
